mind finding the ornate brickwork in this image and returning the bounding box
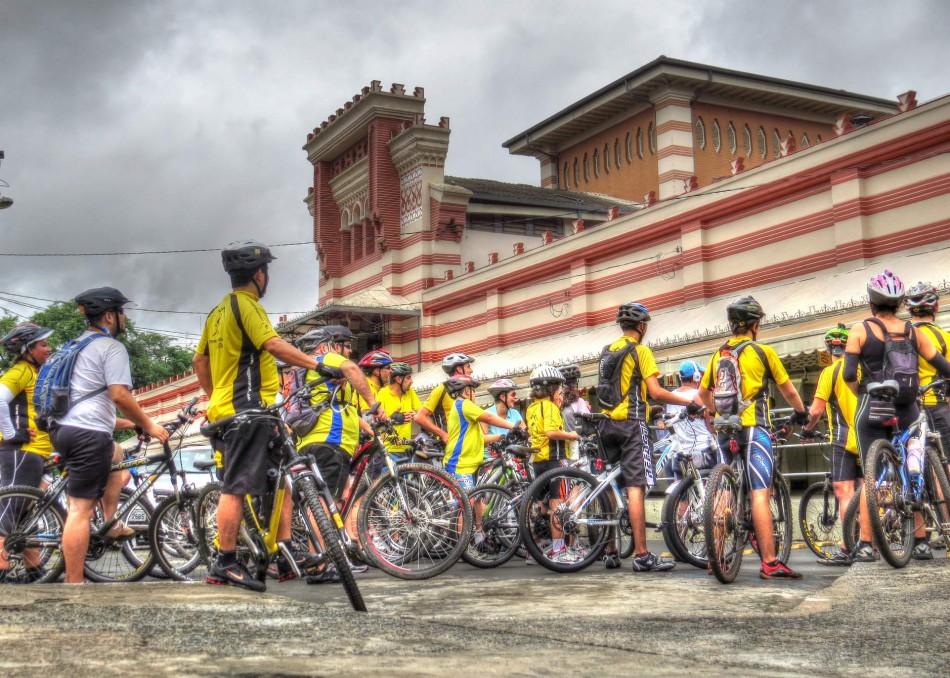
[400,167,424,226]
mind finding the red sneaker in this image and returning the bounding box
[759,559,802,580]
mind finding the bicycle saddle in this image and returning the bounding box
[867,380,900,398]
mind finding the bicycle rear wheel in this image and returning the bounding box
[462,484,519,568]
[661,476,707,569]
[0,485,66,583]
[923,446,950,549]
[703,463,744,584]
[798,481,842,559]
[149,493,206,581]
[864,439,914,568]
[842,491,862,553]
[84,491,154,583]
[771,474,793,564]
[194,482,222,566]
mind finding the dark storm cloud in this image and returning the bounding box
[0,1,945,341]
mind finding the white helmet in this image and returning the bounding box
[487,378,517,398]
[441,352,475,374]
[530,365,564,387]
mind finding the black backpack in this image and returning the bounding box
[864,319,919,406]
[595,340,640,410]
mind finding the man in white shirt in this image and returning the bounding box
[51,287,169,584]
[666,360,717,469]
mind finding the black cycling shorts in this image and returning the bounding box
[50,425,114,500]
[925,403,950,459]
[599,418,653,488]
[0,448,47,536]
[830,445,860,483]
[532,459,567,497]
[299,443,350,499]
[219,419,279,496]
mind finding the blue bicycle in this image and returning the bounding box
[863,379,950,568]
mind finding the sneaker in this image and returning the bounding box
[850,543,876,563]
[631,552,675,572]
[929,539,947,551]
[104,521,136,540]
[759,559,802,579]
[306,566,341,584]
[816,550,853,567]
[912,542,934,561]
[206,559,266,592]
[603,553,621,569]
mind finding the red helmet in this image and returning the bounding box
[358,350,392,369]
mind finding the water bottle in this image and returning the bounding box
[906,436,924,477]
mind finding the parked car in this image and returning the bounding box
[128,445,217,501]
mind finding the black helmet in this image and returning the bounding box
[905,282,939,317]
[1,322,54,357]
[445,375,480,395]
[390,362,413,377]
[726,296,765,329]
[617,302,650,325]
[74,287,131,317]
[324,325,354,343]
[559,364,581,383]
[221,240,276,273]
[295,328,329,352]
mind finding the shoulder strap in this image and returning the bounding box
[828,362,843,409]
[733,340,773,398]
[229,294,255,352]
[66,334,110,409]
[914,321,948,355]
[619,340,641,399]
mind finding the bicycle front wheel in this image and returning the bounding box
[798,481,842,559]
[842,491,862,553]
[149,493,206,581]
[84,491,154,583]
[462,484,519,568]
[864,439,914,568]
[661,476,707,569]
[358,463,472,580]
[0,485,66,583]
[771,474,793,565]
[703,463,744,584]
[923,446,950,549]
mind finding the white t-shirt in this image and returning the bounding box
[666,388,714,451]
[57,331,133,433]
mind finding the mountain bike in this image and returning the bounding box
[0,399,200,583]
[861,380,950,568]
[796,431,860,560]
[702,415,793,584]
[196,372,366,611]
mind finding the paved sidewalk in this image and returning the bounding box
[0,556,946,677]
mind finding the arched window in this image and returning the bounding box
[592,149,600,178]
[800,134,810,149]
[583,153,590,182]
[352,203,361,222]
[341,209,351,229]
[614,139,622,168]
[648,122,657,154]
[636,127,644,159]
[757,126,767,159]
[743,125,753,156]
[573,158,579,186]
[695,117,706,150]
[625,132,633,163]
[604,143,610,174]
[711,119,721,153]
[727,122,737,155]
[772,128,782,158]
[563,162,570,188]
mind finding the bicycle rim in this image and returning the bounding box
[771,475,793,564]
[703,464,743,583]
[0,485,66,583]
[662,477,707,569]
[84,493,154,583]
[864,440,913,568]
[462,484,519,568]
[923,446,950,548]
[798,482,842,559]
[150,494,205,581]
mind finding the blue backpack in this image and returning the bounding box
[33,334,108,432]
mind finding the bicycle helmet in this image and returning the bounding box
[824,323,849,348]
[616,302,651,325]
[390,362,413,377]
[678,360,705,384]
[74,287,131,317]
[221,240,276,273]
[445,375,480,395]
[295,328,329,352]
[358,350,393,368]
[726,296,765,330]
[905,281,939,316]
[487,378,517,398]
[441,352,475,374]
[0,322,54,357]
[867,269,905,307]
[529,365,565,387]
[559,365,581,383]
[323,325,354,343]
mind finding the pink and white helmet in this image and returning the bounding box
[867,269,905,306]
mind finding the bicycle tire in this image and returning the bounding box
[358,462,472,580]
[297,476,366,612]
[83,491,154,583]
[194,482,222,566]
[772,474,793,564]
[661,476,707,569]
[516,466,611,573]
[842,491,862,553]
[0,485,66,583]
[923,446,950,549]
[703,463,744,584]
[149,493,205,581]
[798,481,840,559]
[617,507,635,560]
[462,484,519,568]
[864,439,914,568]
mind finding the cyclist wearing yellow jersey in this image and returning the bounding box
[803,324,861,566]
[906,282,950,474]
[698,296,808,579]
[376,362,421,462]
[417,353,475,443]
[356,350,392,409]
[194,241,330,592]
[443,376,514,491]
[0,323,53,582]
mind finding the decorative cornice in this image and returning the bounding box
[388,122,451,176]
[328,156,369,211]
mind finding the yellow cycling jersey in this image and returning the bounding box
[376,384,421,454]
[297,352,361,455]
[526,398,566,462]
[701,336,790,428]
[915,321,950,407]
[0,360,52,458]
[444,398,485,475]
[814,358,858,454]
[197,291,280,422]
[356,378,381,413]
[601,336,659,422]
[422,382,456,429]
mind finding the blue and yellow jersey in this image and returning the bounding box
[376,384,421,454]
[296,352,361,455]
[197,291,279,422]
[601,336,659,422]
[422,382,455,429]
[444,398,485,475]
[915,321,950,407]
[0,360,52,458]
[526,398,566,462]
[701,336,789,428]
[814,358,858,454]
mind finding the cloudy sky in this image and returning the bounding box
[1,1,947,342]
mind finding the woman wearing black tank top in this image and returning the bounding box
[842,270,950,562]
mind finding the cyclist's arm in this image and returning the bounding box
[696,384,715,413]
[193,352,213,398]
[110,385,168,442]
[262,337,317,370]
[645,375,694,406]
[842,322,865,391]
[477,411,515,431]
[114,417,136,431]
[338,361,381,413]
[0,384,18,440]
[804,397,826,430]
[776,379,805,414]
[481,421,503,444]
[415,407,447,442]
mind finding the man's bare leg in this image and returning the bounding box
[63,496,97,583]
